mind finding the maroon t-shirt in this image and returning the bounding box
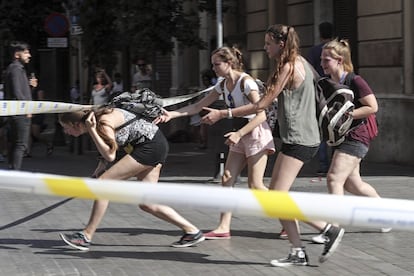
[348,75,373,146]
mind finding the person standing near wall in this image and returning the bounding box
[110,72,123,98]
[0,69,8,162]
[26,88,54,157]
[4,41,37,170]
[131,58,153,91]
[90,69,112,106]
[70,80,80,104]
[307,21,334,176]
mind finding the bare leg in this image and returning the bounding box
[82,200,109,240]
[139,164,200,233]
[269,153,304,248]
[83,155,153,240]
[327,150,360,195]
[246,150,269,190]
[209,151,246,233]
[344,163,380,197]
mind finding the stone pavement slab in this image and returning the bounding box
[0,142,413,275]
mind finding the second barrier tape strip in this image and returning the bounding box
[0,170,411,231]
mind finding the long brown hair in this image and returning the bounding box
[265,24,300,92]
[59,108,118,152]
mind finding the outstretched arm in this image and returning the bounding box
[201,63,291,125]
[155,90,219,124]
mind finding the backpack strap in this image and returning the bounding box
[219,78,225,93]
[239,74,255,94]
[222,75,256,108]
[114,110,141,131]
[221,74,253,94]
[343,72,356,88]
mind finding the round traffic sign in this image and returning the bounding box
[44,12,70,37]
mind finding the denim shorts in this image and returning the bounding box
[280,143,319,163]
[334,138,368,159]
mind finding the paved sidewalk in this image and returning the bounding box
[0,141,414,275]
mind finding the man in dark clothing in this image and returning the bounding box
[307,22,334,76]
[307,22,334,175]
[5,41,37,170]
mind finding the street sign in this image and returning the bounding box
[44,12,70,37]
[47,37,68,48]
[71,24,83,36]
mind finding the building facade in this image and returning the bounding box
[168,0,414,165]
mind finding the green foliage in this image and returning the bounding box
[78,0,119,70]
[79,0,205,70]
[0,0,64,48]
[0,0,206,71]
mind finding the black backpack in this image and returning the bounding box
[315,74,355,146]
[105,88,163,121]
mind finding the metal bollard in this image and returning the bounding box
[211,152,226,182]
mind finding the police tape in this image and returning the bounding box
[160,86,214,107]
[0,86,214,116]
[0,100,90,116]
[0,170,412,231]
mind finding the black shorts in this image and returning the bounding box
[281,143,319,163]
[128,130,169,167]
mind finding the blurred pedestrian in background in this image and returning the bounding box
[4,41,37,170]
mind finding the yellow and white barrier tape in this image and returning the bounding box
[0,86,214,116]
[0,170,411,231]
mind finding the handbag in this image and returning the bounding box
[231,117,249,131]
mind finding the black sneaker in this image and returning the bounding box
[270,247,309,267]
[59,231,91,251]
[319,225,345,263]
[171,230,205,248]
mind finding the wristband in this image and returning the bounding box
[227,108,233,119]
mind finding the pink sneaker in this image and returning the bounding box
[204,231,231,240]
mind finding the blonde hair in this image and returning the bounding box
[323,38,354,72]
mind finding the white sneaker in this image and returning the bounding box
[311,233,328,244]
[380,227,392,233]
